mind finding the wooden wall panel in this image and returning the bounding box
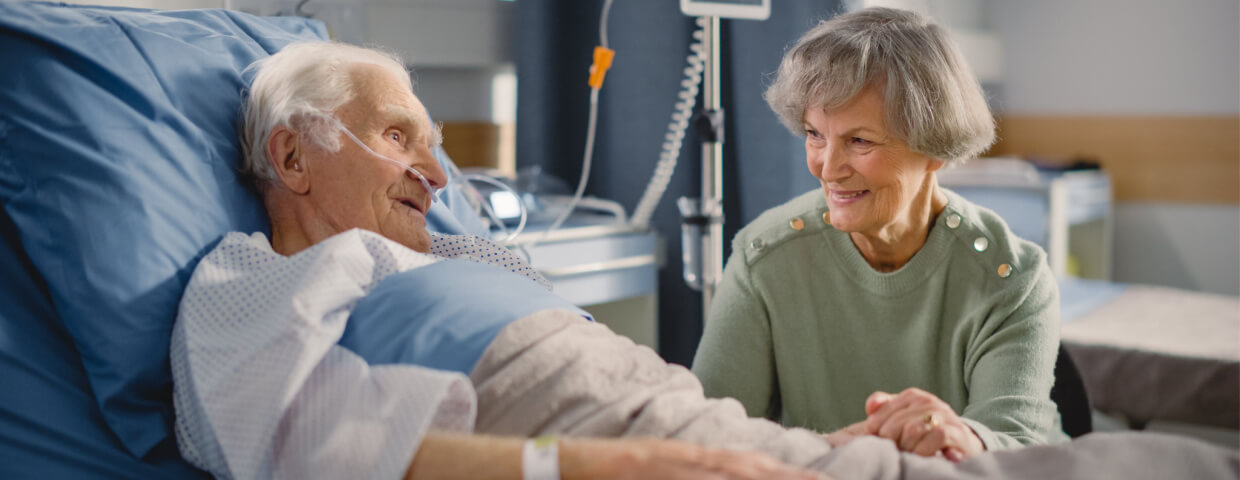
[441,121,499,170]
[989,116,1240,204]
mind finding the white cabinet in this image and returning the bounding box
[939,159,1113,280]
[511,217,661,351]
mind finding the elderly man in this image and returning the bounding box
[171,41,827,480]
[171,41,1236,480]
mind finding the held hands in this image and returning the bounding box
[825,388,985,462]
[560,437,831,480]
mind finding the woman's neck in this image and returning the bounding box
[849,179,948,272]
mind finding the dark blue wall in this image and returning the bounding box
[517,0,837,365]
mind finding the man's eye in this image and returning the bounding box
[387,130,403,144]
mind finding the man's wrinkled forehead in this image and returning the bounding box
[379,103,431,132]
[339,63,422,122]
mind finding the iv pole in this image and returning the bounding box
[697,16,725,319]
[676,3,767,321]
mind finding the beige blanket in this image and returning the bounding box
[470,310,834,468]
[470,310,1238,479]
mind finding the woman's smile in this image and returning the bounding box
[829,188,870,206]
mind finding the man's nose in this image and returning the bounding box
[412,150,448,189]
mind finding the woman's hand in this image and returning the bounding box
[561,437,830,480]
[862,388,984,462]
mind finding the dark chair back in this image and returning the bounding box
[1051,344,1093,438]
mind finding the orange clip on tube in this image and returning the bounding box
[588,46,615,89]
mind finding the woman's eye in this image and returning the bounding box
[805,129,821,139]
[851,137,871,145]
[387,130,402,144]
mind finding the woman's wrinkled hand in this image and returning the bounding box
[560,437,832,480]
[861,388,985,462]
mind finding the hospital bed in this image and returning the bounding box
[0,4,663,474]
[940,159,1240,439]
[0,3,500,476]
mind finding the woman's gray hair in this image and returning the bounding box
[240,42,411,188]
[764,7,994,165]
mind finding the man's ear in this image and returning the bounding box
[267,126,311,194]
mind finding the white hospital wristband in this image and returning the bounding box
[522,435,560,480]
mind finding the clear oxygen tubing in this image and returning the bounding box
[452,172,529,245]
[435,159,532,259]
[529,0,615,248]
[628,17,709,230]
[432,138,531,246]
[335,122,441,202]
[334,116,531,247]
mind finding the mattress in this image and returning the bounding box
[1058,278,1240,430]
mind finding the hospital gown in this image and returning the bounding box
[170,229,543,480]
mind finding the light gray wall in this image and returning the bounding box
[991,0,1240,295]
[62,0,224,7]
[1113,204,1240,295]
[992,0,1239,115]
[365,0,515,69]
[366,0,515,124]
[67,0,514,124]
[412,68,501,123]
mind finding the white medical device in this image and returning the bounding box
[679,0,770,20]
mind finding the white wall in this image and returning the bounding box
[1113,204,1240,295]
[365,0,515,124]
[854,0,1002,83]
[61,0,224,7]
[992,0,1239,115]
[991,0,1240,295]
[66,0,514,124]
[365,0,514,69]
[412,68,500,123]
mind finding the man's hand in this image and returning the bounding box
[561,437,829,480]
[861,388,985,462]
[823,420,869,447]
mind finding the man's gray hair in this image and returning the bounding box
[240,42,411,188]
[764,7,994,165]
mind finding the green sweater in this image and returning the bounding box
[692,188,1065,450]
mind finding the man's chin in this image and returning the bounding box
[374,225,432,253]
[406,232,433,253]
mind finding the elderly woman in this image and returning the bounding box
[692,7,1065,462]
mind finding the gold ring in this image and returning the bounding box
[923,413,940,431]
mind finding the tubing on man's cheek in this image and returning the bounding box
[332,120,442,205]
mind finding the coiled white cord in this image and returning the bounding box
[628,17,709,230]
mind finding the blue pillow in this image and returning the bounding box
[342,260,591,375]
[0,3,326,458]
[0,209,208,478]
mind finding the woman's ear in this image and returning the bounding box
[267,126,311,194]
[926,157,947,173]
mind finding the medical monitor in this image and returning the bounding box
[680,0,770,20]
